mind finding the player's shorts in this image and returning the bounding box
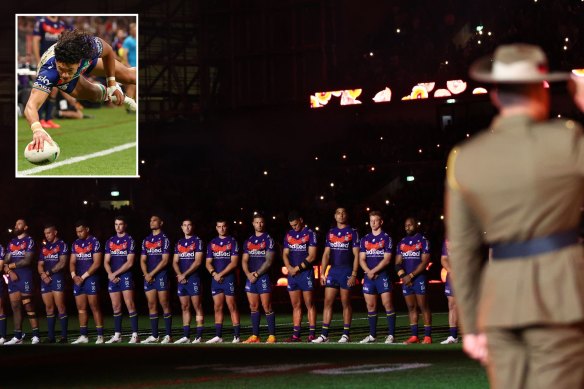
[287,270,314,292]
[7,276,33,295]
[40,273,65,294]
[362,272,392,295]
[73,275,100,296]
[245,273,271,294]
[59,58,99,94]
[211,273,236,296]
[108,273,134,293]
[143,272,169,292]
[402,274,427,296]
[177,275,202,297]
[444,277,453,297]
[325,267,352,290]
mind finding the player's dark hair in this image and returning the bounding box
[252,212,265,221]
[75,219,89,228]
[368,210,383,219]
[216,218,228,225]
[55,29,98,64]
[115,215,127,224]
[288,210,302,222]
[43,222,58,230]
[182,217,193,224]
[406,216,418,224]
[150,214,164,222]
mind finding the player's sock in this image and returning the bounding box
[343,323,350,336]
[215,323,223,338]
[196,325,204,338]
[32,328,40,338]
[15,330,23,340]
[0,315,6,338]
[164,314,172,336]
[47,314,56,340]
[449,327,458,339]
[410,324,418,337]
[149,314,159,338]
[183,325,190,338]
[386,310,396,336]
[266,312,276,336]
[424,325,432,337]
[113,311,123,333]
[251,311,260,336]
[129,312,138,333]
[233,324,241,338]
[368,312,378,338]
[293,325,301,339]
[96,326,104,336]
[309,325,316,338]
[80,326,88,337]
[59,313,68,338]
[321,322,330,338]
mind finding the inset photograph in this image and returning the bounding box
[16,15,138,177]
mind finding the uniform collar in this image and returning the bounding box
[491,114,535,133]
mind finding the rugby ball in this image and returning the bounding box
[24,140,60,165]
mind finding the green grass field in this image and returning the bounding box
[17,106,137,177]
[0,312,489,388]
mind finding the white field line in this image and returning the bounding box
[19,142,136,175]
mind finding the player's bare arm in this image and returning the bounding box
[348,246,360,287]
[283,248,297,276]
[320,247,331,286]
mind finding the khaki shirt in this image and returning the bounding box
[446,114,584,333]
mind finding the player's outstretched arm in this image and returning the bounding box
[25,89,53,151]
[98,37,123,106]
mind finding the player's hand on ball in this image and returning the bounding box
[32,128,54,151]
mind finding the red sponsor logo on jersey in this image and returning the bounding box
[247,241,266,251]
[329,234,351,243]
[400,243,422,252]
[9,242,28,252]
[43,24,66,35]
[212,243,231,253]
[178,243,196,253]
[75,244,93,254]
[364,240,385,251]
[145,240,162,250]
[42,246,60,257]
[109,242,128,251]
[287,235,309,245]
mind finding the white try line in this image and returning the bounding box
[19,142,136,176]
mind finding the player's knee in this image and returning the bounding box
[181,303,190,312]
[262,304,272,313]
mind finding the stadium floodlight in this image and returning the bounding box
[406,176,415,182]
[111,191,120,197]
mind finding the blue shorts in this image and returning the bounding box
[211,273,236,296]
[245,274,271,294]
[362,272,391,295]
[177,275,201,297]
[73,275,100,296]
[287,270,314,292]
[8,276,34,295]
[444,278,453,297]
[325,267,352,290]
[40,273,65,294]
[144,272,169,292]
[402,274,427,296]
[108,273,134,293]
[60,58,99,94]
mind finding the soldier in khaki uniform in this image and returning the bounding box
[446,44,584,388]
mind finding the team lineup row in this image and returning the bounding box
[0,209,459,345]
